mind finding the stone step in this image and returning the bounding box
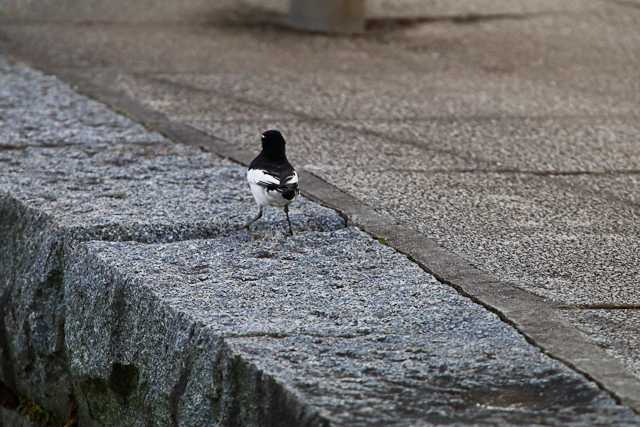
[63,230,640,425]
[0,55,342,424]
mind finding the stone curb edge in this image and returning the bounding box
[13,60,640,415]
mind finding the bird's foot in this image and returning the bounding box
[243,208,263,231]
[284,205,294,236]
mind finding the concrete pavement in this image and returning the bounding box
[1,0,640,424]
[2,53,638,425]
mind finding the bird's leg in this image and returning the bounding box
[244,207,263,230]
[284,205,293,236]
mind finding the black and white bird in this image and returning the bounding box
[245,130,299,235]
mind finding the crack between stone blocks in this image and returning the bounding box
[3,179,348,254]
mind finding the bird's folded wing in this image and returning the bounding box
[278,173,299,192]
[247,169,280,187]
[284,171,298,184]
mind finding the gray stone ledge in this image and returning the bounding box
[0,142,343,421]
[61,230,640,426]
[0,56,343,421]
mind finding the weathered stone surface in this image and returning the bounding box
[0,195,69,416]
[63,229,640,426]
[0,145,343,418]
[6,0,639,383]
[0,56,165,148]
[0,57,343,422]
[1,22,639,427]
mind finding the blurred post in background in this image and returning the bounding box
[289,0,366,33]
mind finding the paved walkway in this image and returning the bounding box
[2,53,637,425]
[1,0,640,424]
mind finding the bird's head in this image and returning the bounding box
[261,129,287,160]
